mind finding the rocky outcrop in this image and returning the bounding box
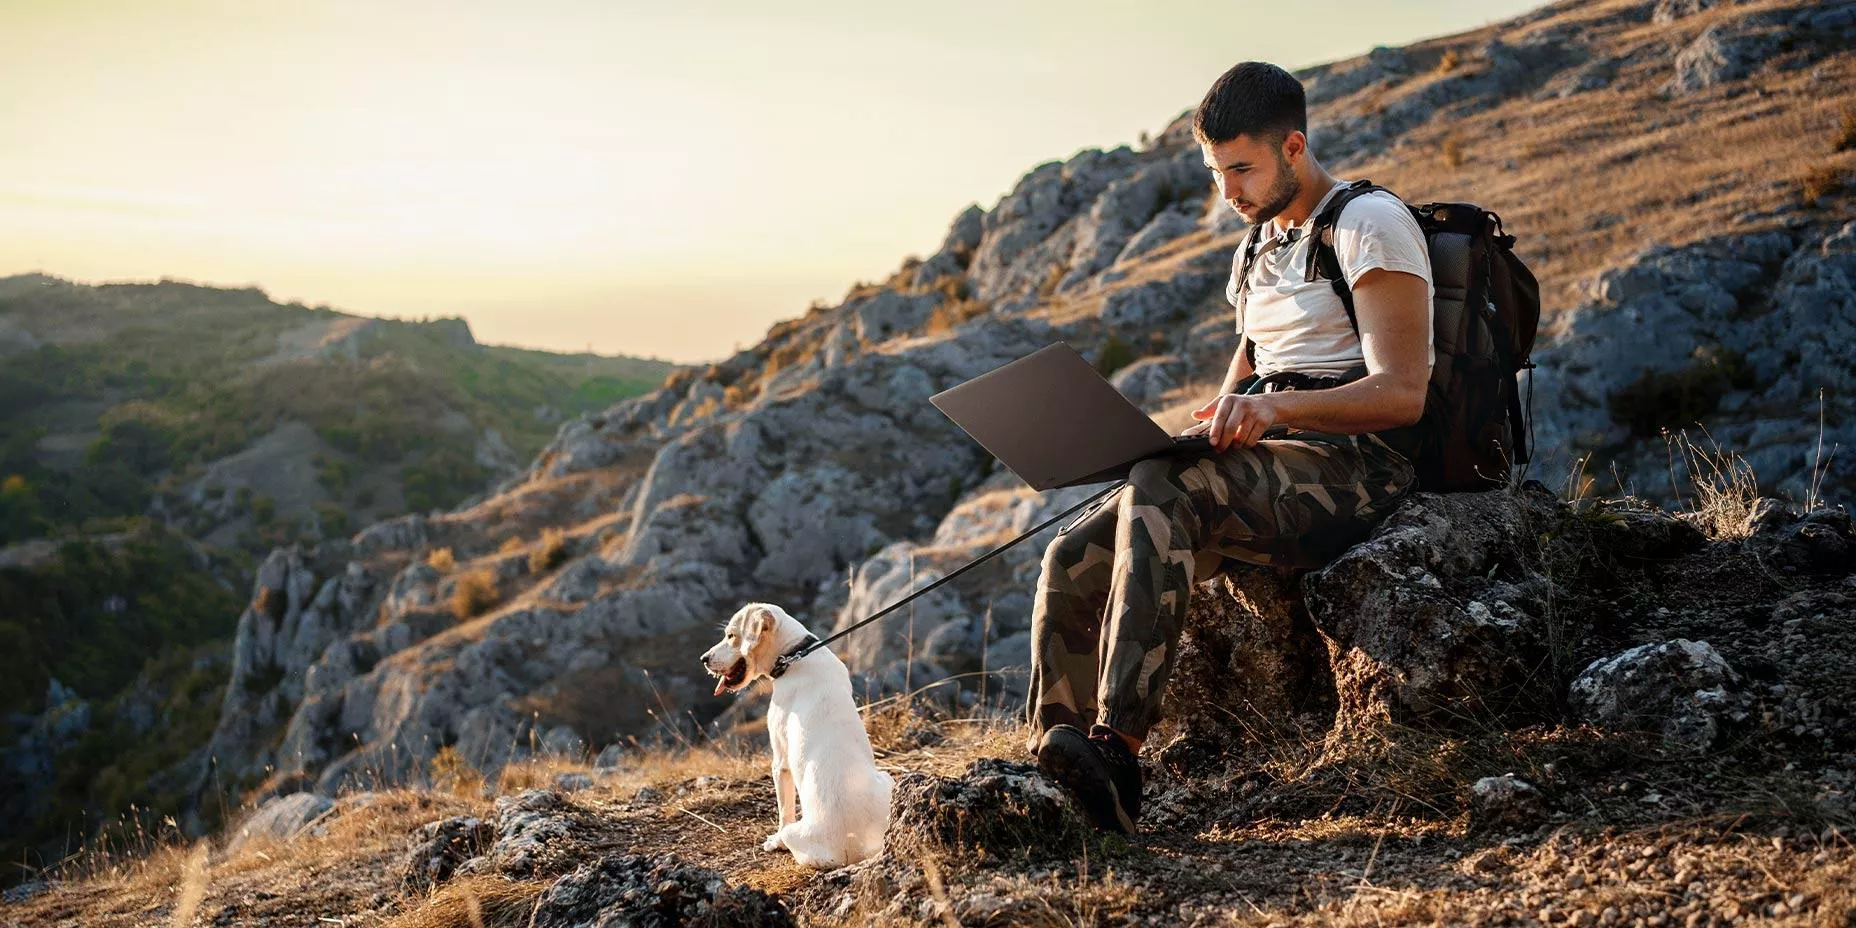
[1528,222,1856,507]
[1159,484,1854,767]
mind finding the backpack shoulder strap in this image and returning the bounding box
[1306,179,1394,335]
[1233,223,1266,367]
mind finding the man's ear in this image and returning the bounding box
[1281,129,1306,164]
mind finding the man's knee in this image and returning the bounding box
[1126,458,1176,495]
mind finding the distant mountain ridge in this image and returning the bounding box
[0,271,677,554]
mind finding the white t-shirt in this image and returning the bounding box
[1225,181,1434,378]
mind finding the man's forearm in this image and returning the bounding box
[1257,373,1425,434]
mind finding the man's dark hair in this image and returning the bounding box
[1192,62,1307,146]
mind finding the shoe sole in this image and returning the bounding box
[1037,727,1137,834]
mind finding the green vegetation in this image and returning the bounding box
[1095,334,1137,378]
[1607,348,1754,438]
[0,526,243,716]
[0,277,675,548]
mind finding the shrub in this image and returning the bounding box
[450,568,499,620]
[1606,350,1749,437]
[426,547,456,571]
[1038,264,1067,298]
[1442,136,1464,168]
[1835,108,1856,153]
[1095,335,1136,378]
[498,535,526,554]
[529,527,568,574]
[923,298,992,336]
[1801,163,1847,204]
[1435,48,1460,75]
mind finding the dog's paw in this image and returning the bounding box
[762,833,786,852]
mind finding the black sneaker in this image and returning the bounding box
[1034,723,1143,833]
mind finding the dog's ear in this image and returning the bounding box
[751,607,776,639]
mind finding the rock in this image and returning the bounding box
[353,513,428,555]
[398,816,494,895]
[1161,565,1335,775]
[847,289,936,344]
[538,725,585,759]
[1303,486,1571,735]
[593,744,625,769]
[886,758,1090,858]
[228,793,333,853]
[1100,268,1222,329]
[551,772,595,792]
[1471,774,1548,830]
[1666,23,1774,95]
[1569,640,1745,750]
[1652,0,1726,23]
[486,789,587,879]
[1115,207,1201,264]
[528,854,793,928]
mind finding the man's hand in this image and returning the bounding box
[1182,392,1278,451]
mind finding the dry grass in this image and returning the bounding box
[1342,47,1855,326]
[497,535,525,555]
[427,746,486,798]
[384,874,545,928]
[1441,135,1465,168]
[1801,162,1847,204]
[922,297,992,335]
[426,546,456,571]
[1668,430,1762,539]
[382,874,545,928]
[1836,107,1856,153]
[527,526,568,574]
[1434,47,1461,75]
[450,567,500,619]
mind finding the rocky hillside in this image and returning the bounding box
[0,275,675,879]
[6,0,1856,920]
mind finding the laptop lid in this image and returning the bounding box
[930,342,1200,490]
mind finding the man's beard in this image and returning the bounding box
[1247,156,1301,225]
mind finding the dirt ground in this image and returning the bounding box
[5,711,1851,927]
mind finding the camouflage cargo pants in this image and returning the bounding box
[1024,431,1415,748]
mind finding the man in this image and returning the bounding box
[1025,61,1435,834]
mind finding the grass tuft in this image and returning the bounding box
[528,527,568,574]
[450,568,499,619]
[426,547,456,571]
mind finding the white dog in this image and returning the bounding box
[701,602,892,868]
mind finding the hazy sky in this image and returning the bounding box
[1,0,1540,363]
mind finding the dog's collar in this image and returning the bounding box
[768,634,821,680]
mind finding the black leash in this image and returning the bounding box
[768,478,1129,679]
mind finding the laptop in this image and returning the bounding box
[930,342,1212,490]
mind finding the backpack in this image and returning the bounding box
[1233,179,1540,492]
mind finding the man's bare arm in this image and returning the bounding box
[1184,268,1430,449]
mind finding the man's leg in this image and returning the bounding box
[1024,499,1119,753]
[1093,431,1416,746]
